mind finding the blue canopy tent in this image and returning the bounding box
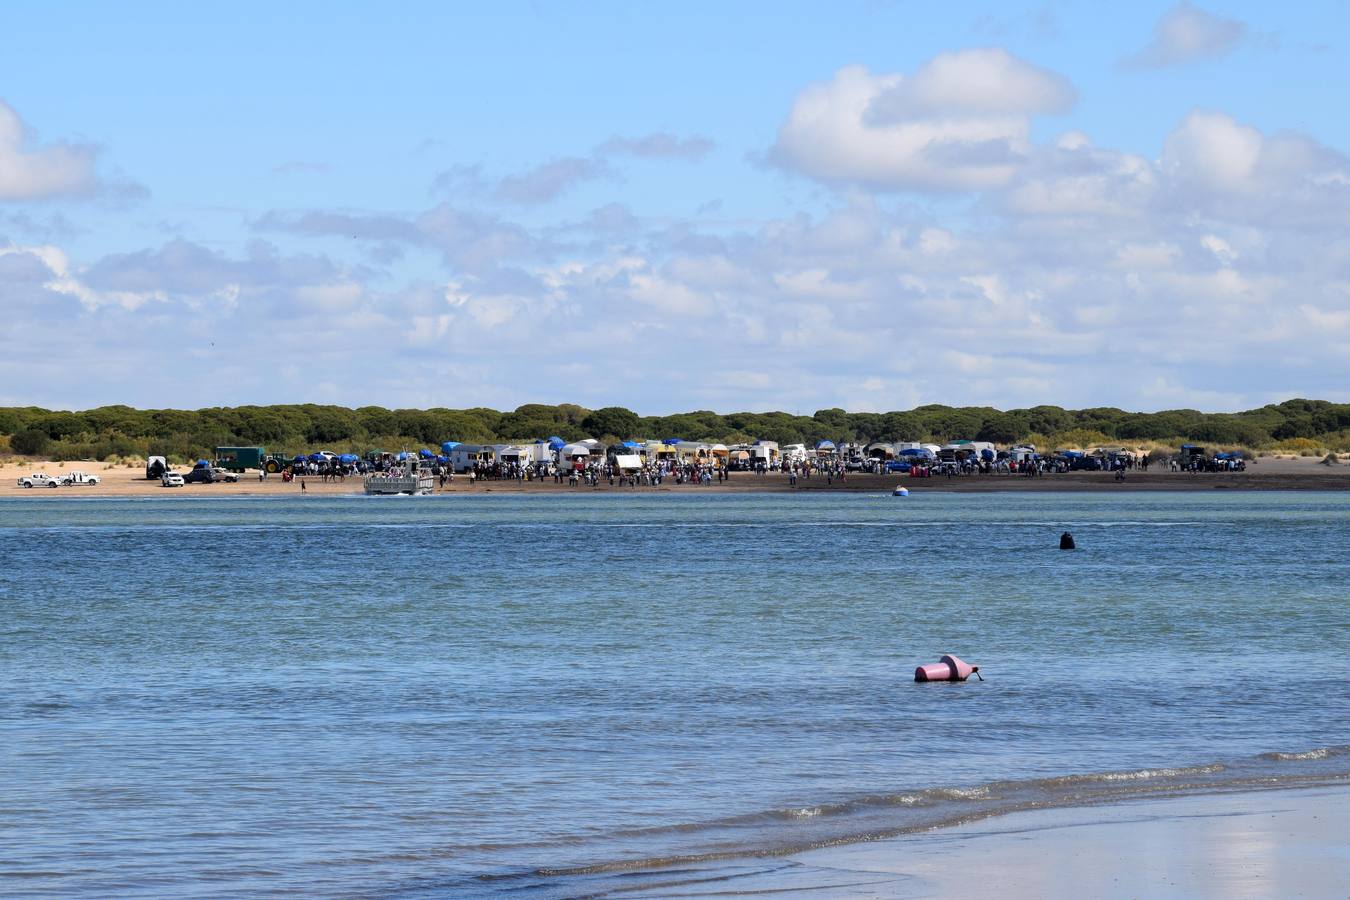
[418,448,435,458]
[437,455,451,464]
[1214,451,1243,460]
[663,438,682,445]
[620,440,641,449]
[307,452,326,462]
[547,436,566,450]
[338,453,360,464]
[441,441,461,453]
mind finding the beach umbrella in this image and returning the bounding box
[293,454,307,462]
[339,453,360,463]
[418,448,435,458]
[981,449,995,460]
[396,451,409,460]
[437,454,451,464]
[441,441,461,453]
[548,436,566,450]
[307,452,325,462]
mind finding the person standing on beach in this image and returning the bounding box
[300,478,306,492]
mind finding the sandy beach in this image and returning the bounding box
[4,454,1349,497]
[603,785,1350,898]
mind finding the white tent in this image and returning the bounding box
[559,443,591,459]
[613,454,642,472]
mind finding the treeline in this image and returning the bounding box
[2,400,1349,462]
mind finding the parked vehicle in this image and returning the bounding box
[18,473,61,488]
[147,456,168,480]
[161,472,185,487]
[184,463,240,484]
[60,471,102,486]
[183,466,213,484]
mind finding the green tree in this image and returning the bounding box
[11,428,50,456]
[581,406,641,440]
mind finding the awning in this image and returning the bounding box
[613,454,642,470]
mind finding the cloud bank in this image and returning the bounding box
[4,48,1349,414]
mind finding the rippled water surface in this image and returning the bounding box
[2,492,1348,896]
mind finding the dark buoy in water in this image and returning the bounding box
[1060,531,1076,550]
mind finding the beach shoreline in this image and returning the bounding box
[578,784,1350,898]
[787,784,1350,899]
[4,454,1350,497]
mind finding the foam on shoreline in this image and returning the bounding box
[522,745,1350,894]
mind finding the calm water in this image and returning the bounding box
[2,492,1348,896]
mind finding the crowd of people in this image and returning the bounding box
[269,445,1246,490]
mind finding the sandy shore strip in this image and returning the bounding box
[600,785,1350,898]
[3,455,1350,497]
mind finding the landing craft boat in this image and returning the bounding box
[363,456,434,495]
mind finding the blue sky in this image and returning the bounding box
[3,2,1349,413]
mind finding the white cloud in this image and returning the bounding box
[866,48,1075,121]
[771,50,1075,191]
[0,101,100,200]
[1124,3,1246,68]
[1159,111,1350,225]
[1161,111,1262,191]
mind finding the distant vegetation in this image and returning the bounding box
[1,400,1349,463]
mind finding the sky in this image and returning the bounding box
[3,1,1349,415]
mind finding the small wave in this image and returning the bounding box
[1260,745,1350,762]
[1034,763,1226,786]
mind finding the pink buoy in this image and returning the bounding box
[914,654,980,682]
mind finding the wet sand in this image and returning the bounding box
[3,455,1348,497]
[604,785,1350,898]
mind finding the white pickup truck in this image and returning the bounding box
[61,471,102,486]
[17,473,61,488]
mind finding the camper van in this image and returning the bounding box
[749,440,780,468]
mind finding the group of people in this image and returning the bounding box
[456,458,736,488]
